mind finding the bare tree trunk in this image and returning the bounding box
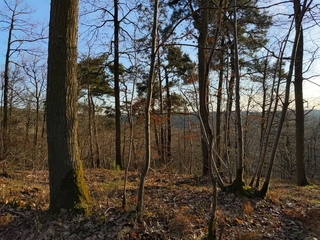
[233,0,244,188]
[91,99,101,168]
[86,94,101,168]
[137,0,159,219]
[198,0,211,176]
[224,52,234,183]
[260,58,268,150]
[201,0,224,237]
[215,41,224,170]
[243,89,253,176]
[249,55,279,187]
[122,35,138,208]
[188,112,194,174]
[114,0,122,169]
[157,52,166,165]
[293,0,309,186]
[25,102,31,144]
[1,1,43,158]
[47,0,91,214]
[33,92,40,169]
[2,3,14,157]
[153,114,162,163]
[165,69,172,164]
[260,0,312,196]
[88,86,95,168]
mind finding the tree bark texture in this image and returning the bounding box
[47,0,91,214]
[198,0,212,176]
[293,0,309,186]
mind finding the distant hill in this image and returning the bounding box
[306,109,320,117]
[170,109,320,129]
[120,109,320,129]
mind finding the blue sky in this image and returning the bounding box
[0,0,50,66]
[0,0,319,109]
[32,0,50,20]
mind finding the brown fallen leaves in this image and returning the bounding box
[0,169,319,239]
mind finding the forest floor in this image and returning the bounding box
[0,169,320,240]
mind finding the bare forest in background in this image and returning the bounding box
[1,107,320,179]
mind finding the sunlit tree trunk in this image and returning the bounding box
[47,0,91,214]
[260,0,312,196]
[137,0,159,219]
[88,86,95,168]
[91,99,101,168]
[165,69,172,163]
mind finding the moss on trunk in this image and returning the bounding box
[49,165,91,215]
[223,169,256,198]
[47,0,91,216]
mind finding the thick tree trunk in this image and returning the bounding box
[47,0,91,214]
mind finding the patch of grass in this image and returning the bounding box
[110,161,121,171]
[267,187,288,204]
[0,174,49,211]
[309,199,320,205]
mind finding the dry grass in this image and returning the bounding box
[1,170,320,239]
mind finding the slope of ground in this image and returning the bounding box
[0,169,319,239]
